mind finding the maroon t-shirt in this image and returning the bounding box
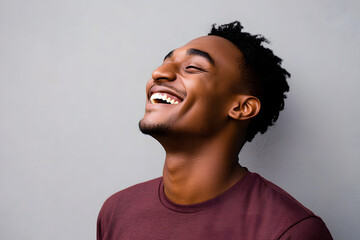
[97,172,332,239]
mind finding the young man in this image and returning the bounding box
[97,21,332,239]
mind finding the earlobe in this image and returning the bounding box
[228,95,261,120]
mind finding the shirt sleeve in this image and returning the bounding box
[96,195,118,240]
[279,217,333,240]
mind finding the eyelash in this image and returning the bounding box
[185,66,204,72]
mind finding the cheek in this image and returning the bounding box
[180,96,224,125]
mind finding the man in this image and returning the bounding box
[97,21,332,239]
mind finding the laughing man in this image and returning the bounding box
[97,21,332,239]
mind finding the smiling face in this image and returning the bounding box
[139,36,247,139]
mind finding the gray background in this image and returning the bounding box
[1,0,359,239]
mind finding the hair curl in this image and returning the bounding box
[208,21,290,142]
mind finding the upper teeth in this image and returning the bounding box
[150,93,179,104]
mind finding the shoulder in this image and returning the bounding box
[244,172,314,217]
[240,172,332,238]
[279,216,333,239]
[98,177,162,219]
[97,177,162,239]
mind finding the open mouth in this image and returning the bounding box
[150,92,179,105]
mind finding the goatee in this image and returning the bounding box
[138,119,170,136]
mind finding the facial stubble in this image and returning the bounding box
[138,115,178,136]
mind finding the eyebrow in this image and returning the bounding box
[163,50,174,61]
[186,48,215,65]
[163,48,215,66]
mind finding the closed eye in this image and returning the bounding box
[185,65,206,72]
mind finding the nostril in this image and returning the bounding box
[152,63,177,82]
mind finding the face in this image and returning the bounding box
[139,36,246,138]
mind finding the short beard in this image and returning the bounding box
[138,118,172,136]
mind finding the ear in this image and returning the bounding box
[228,95,261,120]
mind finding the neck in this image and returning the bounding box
[160,134,247,205]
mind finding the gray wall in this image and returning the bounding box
[1,0,359,239]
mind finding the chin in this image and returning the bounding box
[138,118,170,136]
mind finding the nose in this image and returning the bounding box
[151,63,177,82]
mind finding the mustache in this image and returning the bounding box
[151,82,187,98]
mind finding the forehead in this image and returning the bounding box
[178,35,243,67]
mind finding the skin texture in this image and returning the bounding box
[139,36,261,204]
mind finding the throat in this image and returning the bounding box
[162,155,247,205]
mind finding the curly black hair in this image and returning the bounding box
[208,21,290,142]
